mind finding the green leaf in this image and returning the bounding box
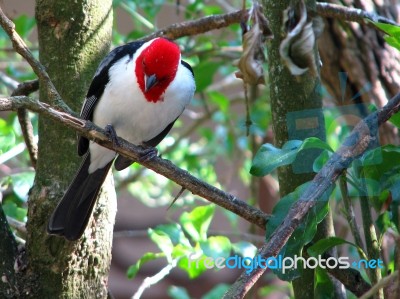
[179,205,215,242]
[313,150,330,172]
[192,61,221,92]
[307,237,359,257]
[154,223,191,247]
[149,228,174,261]
[179,252,209,278]
[250,138,332,176]
[299,137,334,152]
[375,212,394,234]
[370,22,400,36]
[13,15,36,38]
[357,145,400,203]
[0,118,15,153]
[232,241,257,258]
[168,286,191,299]
[208,91,230,113]
[200,236,231,260]
[11,172,34,202]
[2,200,27,221]
[314,267,335,299]
[201,284,230,299]
[389,111,400,128]
[126,252,162,279]
[266,182,333,280]
[369,21,400,51]
[385,35,400,50]
[250,141,302,176]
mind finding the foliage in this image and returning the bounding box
[127,205,256,281]
[370,21,400,51]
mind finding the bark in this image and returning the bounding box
[264,0,333,298]
[319,0,400,145]
[22,1,115,297]
[0,207,19,298]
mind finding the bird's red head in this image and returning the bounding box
[135,38,181,103]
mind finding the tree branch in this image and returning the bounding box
[134,3,398,43]
[11,79,39,168]
[0,96,270,229]
[359,271,398,299]
[223,91,400,298]
[138,9,248,42]
[133,259,178,299]
[316,2,399,26]
[0,7,71,113]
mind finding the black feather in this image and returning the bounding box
[78,41,146,155]
[114,119,177,171]
[181,60,194,77]
[47,153,112,241]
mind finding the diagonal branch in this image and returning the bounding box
[223,91,400,298]
[0,7,72,113]
[0,96,270,229]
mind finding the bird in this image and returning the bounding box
[47,37,196,241]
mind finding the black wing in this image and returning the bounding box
[78,41,145,156]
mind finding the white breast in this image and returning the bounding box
[88,53,195,172]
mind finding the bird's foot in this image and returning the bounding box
[138,146,158,163]
[105,124,119,148]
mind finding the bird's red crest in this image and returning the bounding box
[135,38,181,103]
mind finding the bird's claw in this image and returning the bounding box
[138,146,158,163]
[105,124,119,148]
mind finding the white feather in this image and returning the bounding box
[88,42,195,173]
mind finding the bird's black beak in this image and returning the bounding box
[145,74,158,92]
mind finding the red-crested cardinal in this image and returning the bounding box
[48,37,195,240]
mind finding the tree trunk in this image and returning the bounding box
[23,1,115,297]
[264,0,335,298]
[0,207,18,298]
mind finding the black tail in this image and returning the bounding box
[47,153,112,241]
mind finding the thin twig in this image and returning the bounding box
[223,91,400,298]
[0,7,71,113]
[339,173,365,252]
[6,216,26,238]
[12,79,39,168]
[359,180,382,297]
[132,259,178,299]
[316,2,399,26]
[167,187,186,210]
[359,271,398,299]
[0,71,18,90]
[137,10,248,42]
